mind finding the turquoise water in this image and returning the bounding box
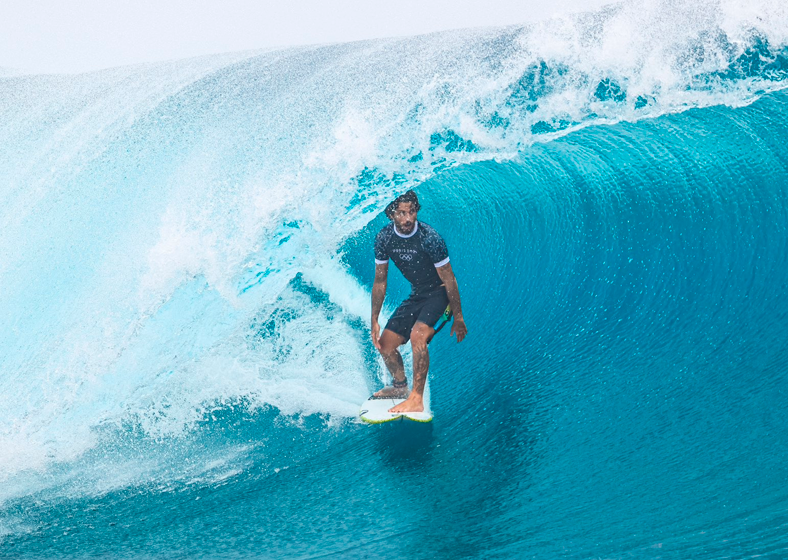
[2,2,788,558]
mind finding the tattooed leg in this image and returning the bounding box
[389,322,434,413]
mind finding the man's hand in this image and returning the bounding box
[371,319,382,350]
[451,318,467,343]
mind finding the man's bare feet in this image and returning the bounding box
[373,384,410,399]
[389,395,424,413]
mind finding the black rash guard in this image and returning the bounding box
[374,221,450,296]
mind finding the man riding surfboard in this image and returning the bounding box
[370,190,467,413]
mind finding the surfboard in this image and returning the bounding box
[359,380,432,424]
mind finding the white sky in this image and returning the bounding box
[0,0,609,74]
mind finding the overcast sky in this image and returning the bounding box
[0,0,609,74]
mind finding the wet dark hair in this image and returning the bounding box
[385,190,421,219]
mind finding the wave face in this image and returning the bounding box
[2,1,788,558]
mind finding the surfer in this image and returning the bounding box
[371,190,467,413]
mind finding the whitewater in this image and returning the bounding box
[1,0,788,557]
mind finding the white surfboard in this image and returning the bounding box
[359,379,432,424]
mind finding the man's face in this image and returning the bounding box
[392,202,418,234]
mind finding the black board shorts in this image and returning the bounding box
[385,286,450,341]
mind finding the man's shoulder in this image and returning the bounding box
[376,222,395,237]
[417,222,449,261]
[375,222,395,245]
[416,222,444,240]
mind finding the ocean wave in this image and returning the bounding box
[0,0,786,536]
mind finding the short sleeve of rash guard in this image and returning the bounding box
[374,231,389,264]
[425,231,450,267]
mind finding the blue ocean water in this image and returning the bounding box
[2,1,788,558]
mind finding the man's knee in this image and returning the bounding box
[379,343,399,358]
[410,323,434,351]
[378,330,404,356]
